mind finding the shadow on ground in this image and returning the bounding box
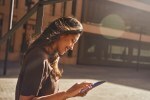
[0,61,150,91]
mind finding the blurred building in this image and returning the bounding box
[0,0,83,64]
[78,0,150,68]
[1,0,150,68]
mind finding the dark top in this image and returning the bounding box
[15,47,59,100]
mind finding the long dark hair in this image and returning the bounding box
[27,17,83,78]
[31,17,83,47]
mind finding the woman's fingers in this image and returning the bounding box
[73,82,92,97]
[66,81,92,98]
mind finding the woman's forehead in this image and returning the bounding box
[65,34,80,38]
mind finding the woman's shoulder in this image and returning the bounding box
[24,46,48,61]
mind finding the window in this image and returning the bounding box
[52,4,55,16]
[82,0,150,36]
[87,45,95,53]
[72,0,77,16]
[62,2,67,16]
[53,2,67,16]
[15,0,19,9]
[82,0,105,23]
[0,14,3,38]
[9,21,16,52]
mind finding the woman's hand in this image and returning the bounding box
[65,82,92,98]
[20,82,92,100]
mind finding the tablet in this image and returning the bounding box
[80,81,106,93]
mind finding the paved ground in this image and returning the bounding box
[0,61,150,100]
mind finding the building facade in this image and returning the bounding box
[1,0,150,68]
[0,0,83,64]
[78,0,150,68]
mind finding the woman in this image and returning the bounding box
[15,17,92,100]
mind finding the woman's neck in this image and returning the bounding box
[44,42,58,55]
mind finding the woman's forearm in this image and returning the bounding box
[33,91,69,100]
[20,82,92,100]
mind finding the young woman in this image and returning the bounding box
[15,17,92,100]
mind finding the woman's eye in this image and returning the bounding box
[72,39,75,43]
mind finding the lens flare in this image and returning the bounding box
[100,14,126,39]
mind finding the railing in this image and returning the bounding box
[0,0,72,75]
[0,0,71,44]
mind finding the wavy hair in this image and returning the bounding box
[27,17,83,78]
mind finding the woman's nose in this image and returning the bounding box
[70,46,73,50]
[70,44,74,50]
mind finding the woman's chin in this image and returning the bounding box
[59,52,65,56]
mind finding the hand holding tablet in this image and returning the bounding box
[80,81,106,93]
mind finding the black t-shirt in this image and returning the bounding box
[15,47,59,100]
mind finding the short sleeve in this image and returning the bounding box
[20,55,45,96]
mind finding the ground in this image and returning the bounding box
[0,62,150,100]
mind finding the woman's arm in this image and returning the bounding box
[33,91,68,100]
[19,91,67,100]
[19,82,92,100]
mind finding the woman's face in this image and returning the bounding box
[57,34,80,55]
